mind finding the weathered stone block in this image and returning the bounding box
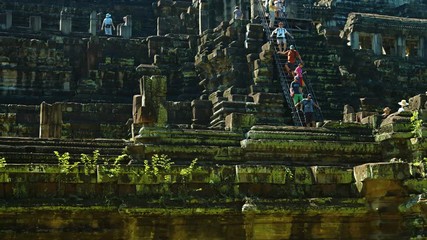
[213,21,229,32]
[254,59,269,70]
[343,113,356,123]
[294,167,314,185]
[223,87,245,98]
[236,166,271,183]
[379,114,412,134]
[354,163,411,183]
[209,90,223,101]
[355,111,377,122]
[166,101,191,124]
[208,49,224,60]
[312,166,353,184]
[133,95,143,124]
[29,16,42,32]
[246,28,264,39]
[139,75,168,126]
[227,94,248,102]
[191,100,212,126]
[410,94,427,111]
[147,36,171,58]
[251,93,283,104]
[253,76,270,84]
[223,47,245,57]
[246,24,264,35]
[246,53,259,63]
[254,68,272,78]
[225,113,256,132]
[259,51,272,61]
[360,114,380,128]
[261,42,274,52]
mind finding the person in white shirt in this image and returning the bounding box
[270,21,294,51]
[397,99,409,113]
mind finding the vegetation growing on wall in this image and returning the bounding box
[0,157,6,168]
[52,151,201,182]
[101,153,126,178]
[144,154,174,181]
[180,158,201,180]
[54,151,79,174]
[411,110,423,138]
[80,150,100,175]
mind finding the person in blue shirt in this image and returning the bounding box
[295,93,320,127]
[290,76,302,105]
[101,13,115,36]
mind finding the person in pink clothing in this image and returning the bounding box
[294,62,305,89]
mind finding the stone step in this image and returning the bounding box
[0,152,126,164]
[127,125,387,166]
[135,128,243,147]
[0,137,128,147]
[0,137,129,163]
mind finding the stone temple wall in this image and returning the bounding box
[0,0,157,36]
[0,0,426,128]
[0,159,427,239]
[0,0,427,239]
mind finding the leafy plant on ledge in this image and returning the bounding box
[0,157,6,168]
[80,150,100,175]
[180,158,201,182]
[144,154,174,182]
[54,151,79,174]
[411,110,423,139]
[100,153,127,178]
[410,111,427,175]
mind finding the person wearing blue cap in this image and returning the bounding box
[290,75,302,106]
[101,13,115,36]
[295,93,320,127]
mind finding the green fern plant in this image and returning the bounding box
[54,151,79,174]
[411,111,423,138]
[100,154,127,178]
[180,158,201,178]
[284,166,294,182]
[0,157,6,168]
[144,154,174,176]
[80,150,100,175]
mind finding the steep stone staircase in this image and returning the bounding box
[291,34,344,120]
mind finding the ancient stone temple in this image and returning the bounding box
[1,0,427,239]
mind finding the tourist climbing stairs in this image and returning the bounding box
[291,34,343,120]
[256,0,324,126]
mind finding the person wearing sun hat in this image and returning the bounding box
[397,99,409,113]
[101,13,115,36]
